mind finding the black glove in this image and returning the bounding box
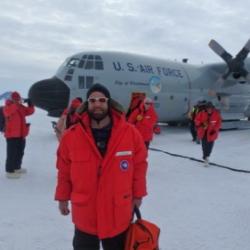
[27,99,33,106]
[23,98,32,106]
[210,130,216,136]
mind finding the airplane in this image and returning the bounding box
[28,39,250,126]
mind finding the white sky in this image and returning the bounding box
[0,110,250,249]
[0,0,250,94]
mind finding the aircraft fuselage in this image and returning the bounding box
[29,51,250,121]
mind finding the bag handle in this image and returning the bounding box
[134,205,142,220]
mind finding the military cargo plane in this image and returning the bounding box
[28,39,250,124]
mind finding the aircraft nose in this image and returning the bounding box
[28,77,70,117]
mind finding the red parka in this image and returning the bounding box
[127,102,158,142]
[195,109,221,142]
[55,108,81,141]
[55,109,148,239]
[3,100,35,138]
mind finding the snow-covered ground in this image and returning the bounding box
[0,109,250,250]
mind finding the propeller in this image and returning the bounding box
[209,39,250,82]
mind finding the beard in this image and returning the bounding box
[88,108,109,122]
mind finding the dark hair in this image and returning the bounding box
[197,100,207,106]
[76,97,83,102]
[206,102,214,108]
[86,83,111,99]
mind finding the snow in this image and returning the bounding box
[0,109,250,250]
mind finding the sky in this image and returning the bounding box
[0,0,250,95]
[0,110,250,249]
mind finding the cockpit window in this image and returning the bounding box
[86,76,94,88]
[78,54,104,70]
[85,55,94,69]
[95,55,103,70]
[78,55,87,68]
[95,55,102,60]
[78,76,94,89]
[67,58,80,67]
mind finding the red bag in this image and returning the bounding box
[125,207,160,250]
[153,125,161,135]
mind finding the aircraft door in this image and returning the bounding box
[156,73,190,122]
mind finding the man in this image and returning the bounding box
[195,102,221,166]
[187,104,199,142]
[3,91,35,178]
[55,83,148,250]
[54,97,82,141]
[187,100,207,144]
[125,94,144,119]
[127,97,158,149]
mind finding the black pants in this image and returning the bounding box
[189,121,197,141]
[73,228,127,250]
[5,138,26,173]
[201,137,214,159]
[145,141,150,149]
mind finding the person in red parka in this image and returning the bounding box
[3,91,35,178]
[54,97,82,141]
[127,97,158,149]
[195,102,221,166]
[55,83,148,250]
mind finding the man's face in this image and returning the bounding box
[13,99,22,104]
[207,107,213,114]
[87,91,109,121]
[144,101,152,111]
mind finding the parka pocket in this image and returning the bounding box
[114,190,132,227]
[71,150,90,162]
[71,150,91,171]
[71,193,90,206]
[70,150,93,191]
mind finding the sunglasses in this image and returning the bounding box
[88,97,109,103]
[145,102,152,105]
